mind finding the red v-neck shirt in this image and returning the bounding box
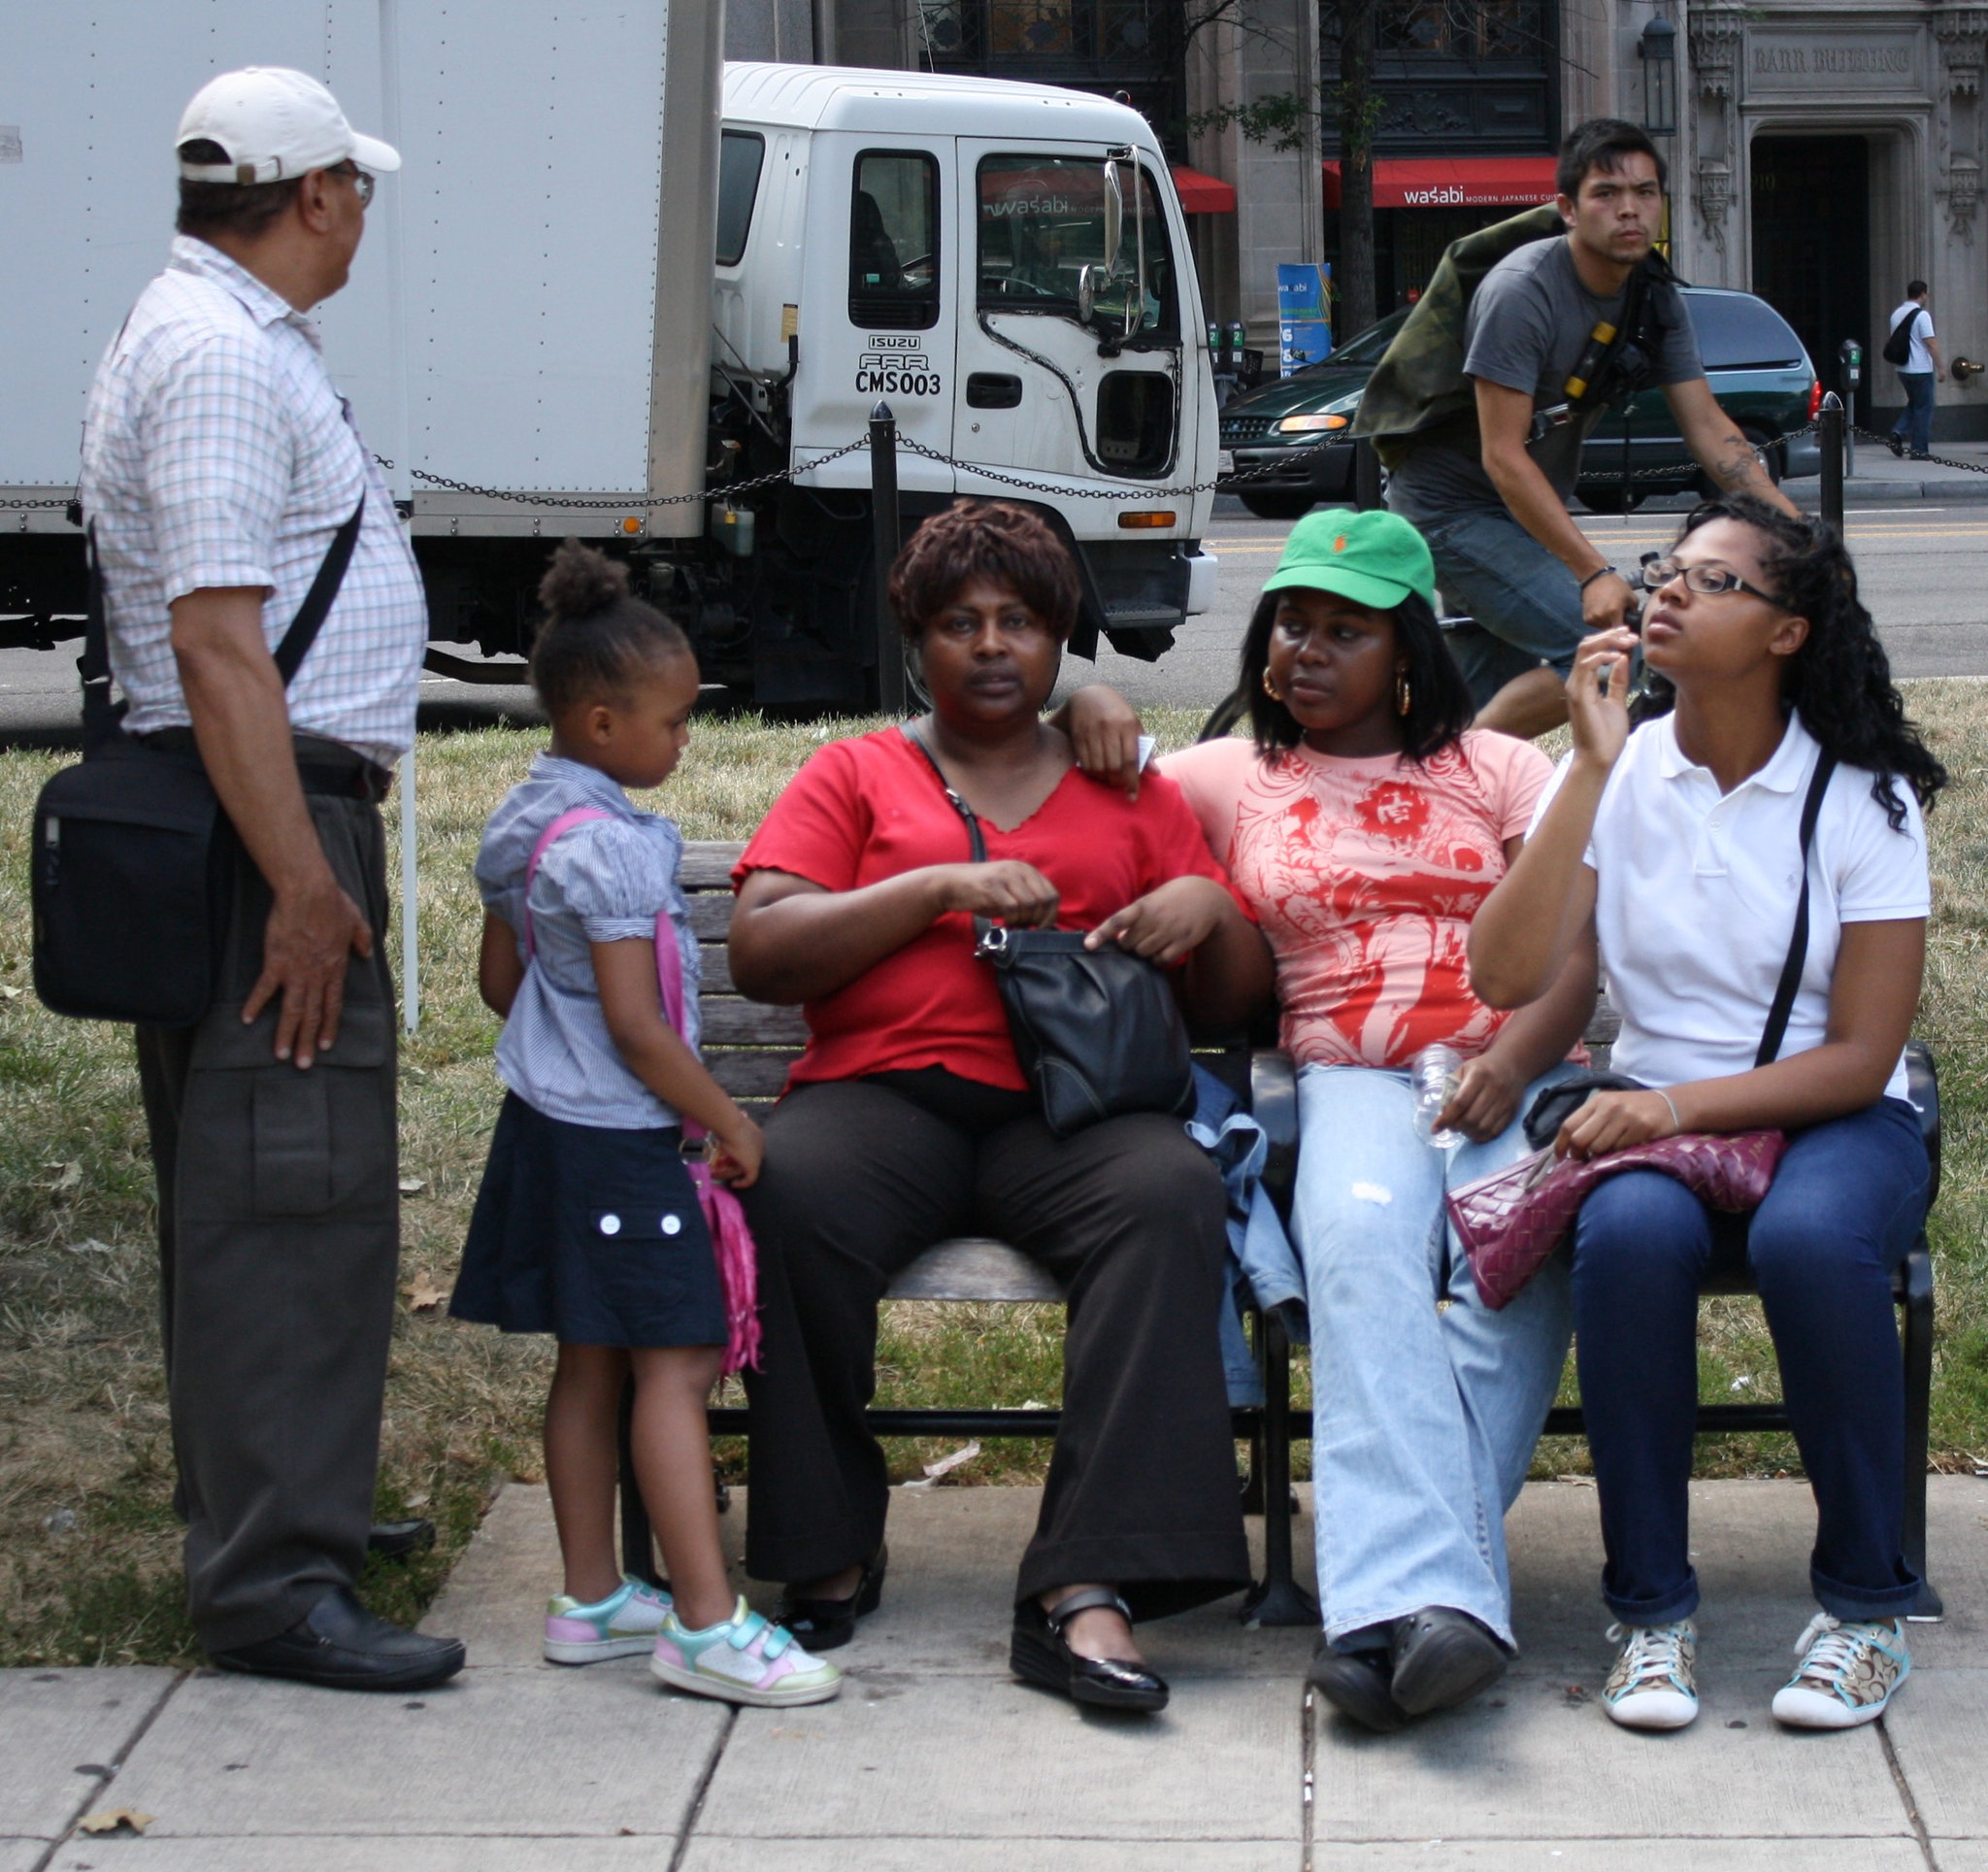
[734,727,1247,1091]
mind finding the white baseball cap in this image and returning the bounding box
[177,67,400,184]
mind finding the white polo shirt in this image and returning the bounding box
[1532,712,1928,1099]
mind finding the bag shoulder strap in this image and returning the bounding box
[522,801,690,1032]
[274,493,365,683]
[899,722,988,862]
[1755,748,1839,1068]
[80,495,364,755]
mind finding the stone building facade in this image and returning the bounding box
[725,0,1987,435]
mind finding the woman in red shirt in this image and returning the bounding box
[729,501,1273,1715]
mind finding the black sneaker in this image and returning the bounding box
[1388,1606,1508,1717]
[1885,432,1905,458]
[1309,1635,1408,1732]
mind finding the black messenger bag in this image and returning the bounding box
[31,500,363,1024]
[903,726,1196,1139]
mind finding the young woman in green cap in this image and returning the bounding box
[1068,506,1596,1732]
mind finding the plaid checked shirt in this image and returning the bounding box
[79,236,427,768]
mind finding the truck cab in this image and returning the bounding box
[697,65,1218,706]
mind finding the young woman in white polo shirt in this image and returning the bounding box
[1471,492,1946,1734]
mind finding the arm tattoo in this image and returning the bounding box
[1708,429,1772,492]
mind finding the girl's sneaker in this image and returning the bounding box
[544,1576,674,1664]
[1602,1620,1699,1730]
[650,1597,843,1707]
[1772,1614,1910,1729]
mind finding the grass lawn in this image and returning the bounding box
[3,687,1985,1665]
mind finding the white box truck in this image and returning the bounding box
[0,4,1220,708]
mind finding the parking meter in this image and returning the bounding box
[1839,339,1863,474]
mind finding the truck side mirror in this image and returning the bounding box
[1101,160,1123,280]
[1077,262,1100,326]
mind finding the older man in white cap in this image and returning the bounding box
[78,68,460,1689]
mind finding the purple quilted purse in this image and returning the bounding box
[1446,1130,1789,1311]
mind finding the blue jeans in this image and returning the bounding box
[1406,504,1588,708]
[1572,1098,1930,1626]
[1296,1061,1579,1650]
[1892,372,1936,457]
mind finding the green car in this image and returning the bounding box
[1218,287,1822,520]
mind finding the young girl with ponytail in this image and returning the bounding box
[450,541,840,1708]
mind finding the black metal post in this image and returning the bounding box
[869,400,905,715]
[1353,436,1382,512]
[1818,392,1845,534]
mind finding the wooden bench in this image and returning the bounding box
[630,841,1941,1627]
[619,840,1316,1622]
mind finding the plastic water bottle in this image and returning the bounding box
[1410,1044,1464,1150]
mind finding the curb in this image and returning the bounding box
[1791,478,1988,506]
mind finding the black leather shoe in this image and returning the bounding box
[1309,1634,1408,1733]
[1011,1588,1169,1714]
[776,1545,887,1652]
[1388,1606,1507,1717]
[1885,431,1905,458]
[367,1519,437,1562]
[208,1588,466,1692]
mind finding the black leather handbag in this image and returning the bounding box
[904,726,1196,1139]
[31,500,362,1025]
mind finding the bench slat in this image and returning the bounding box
[885,1239,1065,1302]
[701,998,810,1046]
[687,895,737,940]
[698,944,735,994]
[708,1051,804,1097]
[679,842,746,888]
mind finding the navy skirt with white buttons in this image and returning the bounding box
[451,1091,727,1348]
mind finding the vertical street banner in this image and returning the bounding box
[1277,263,1333,376]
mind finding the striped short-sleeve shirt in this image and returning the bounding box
[78,236,427,767]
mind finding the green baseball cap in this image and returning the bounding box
[1261,508,1437,610]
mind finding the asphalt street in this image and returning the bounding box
[2,498,1984,744]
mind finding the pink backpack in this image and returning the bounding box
[525,807,761,1373]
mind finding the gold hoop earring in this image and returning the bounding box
[1262,669,1282,701]
[1395,670,1412,717]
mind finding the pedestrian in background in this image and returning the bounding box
[1884,282,1944,462]
[77,67,461,1690]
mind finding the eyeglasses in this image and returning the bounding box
[328,161,375,209]
[1639,553,1787,609]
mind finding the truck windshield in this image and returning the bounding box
[977,154,1176,336]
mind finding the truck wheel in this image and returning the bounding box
[1240,491,1316,521]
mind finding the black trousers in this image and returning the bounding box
[740,1077,1249,1620]
[135,771,400,1652]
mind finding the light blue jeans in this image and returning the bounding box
[1296,1061,1578,1652]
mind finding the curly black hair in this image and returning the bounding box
[1214,587,1474,761]
[530,539,691,714]
[1631,493,1945,830]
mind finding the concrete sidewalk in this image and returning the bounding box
[9,1477,1988,1870]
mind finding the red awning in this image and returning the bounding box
[1322,157,1558,210]
[1170,164,1237,214]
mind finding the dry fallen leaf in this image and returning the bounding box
[77,1808,155,1836]
[399,1177,427,1195]
[0,984,20,999]
[46,1161,82,1192]
[403,1275,447,1313]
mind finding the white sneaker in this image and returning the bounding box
[1602,1620,1699,1730]
[1772,1614,1910,1729]
[650,1597,843,1707]
[543,1576,673,1664]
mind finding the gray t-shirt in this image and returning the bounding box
[1388,235,1702,521]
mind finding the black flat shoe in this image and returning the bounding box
[208,1587,466,1692]
[776,1545,887,1652]
[1387,1606,1507,1717]
[1886,432,1905,458]
[1309,1635,1407,1733]
[367,1519,437,1562]
[1011,1588,1169,1714]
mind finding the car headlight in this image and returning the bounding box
[1276,412,1351,435]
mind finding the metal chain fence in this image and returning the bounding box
[14,418,1988,518]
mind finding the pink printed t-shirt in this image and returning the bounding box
[1159,729,1552,1070]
